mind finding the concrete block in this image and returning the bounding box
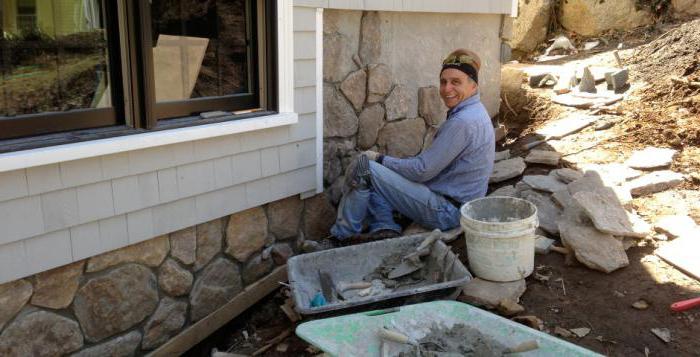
[0,196,44,245]
[24,230,72,275]
[0,169,28,202]
[77,181,115,223]
[213,156,234,189]
[152,198,197,236]
[126,208,155,244]
[41,189,79,231]
[0,240,30,284]
[176,161,215,198]
[112,172,160,214]
[98,215,129,251]
[70,222,101,260]
[26,164,63,195]
[231,151,262,185]
[60,157,103,188]
[279,139,316,172]
[261,147,281,177]
[100,152,131,180]
[195,185,247,223]
[157,168,180,203]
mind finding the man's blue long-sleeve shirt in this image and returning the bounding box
[382,93,495,203]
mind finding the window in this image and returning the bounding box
[0,0,277,143]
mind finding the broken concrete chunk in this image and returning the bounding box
[488,185,518,197]
[459,278,526,309]
[558,205,629,273]
[625,147,677,170]
[570,327,591,338]
[606,69,629,93]
[495,150,511,162]
[490,157,526,183]
[555,326,574,338]
[625,171,684,196]
[573,191,647,238]
[550,168,583,184]
[536,114,598,139]
[651,328,671,343]
[521,190,562,235]
[578,67,597,93]
[535,236,556,254]
[525,150,562,166]
[654,215,699,239]
[523,175,568,193]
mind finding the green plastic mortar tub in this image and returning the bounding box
[296,300,603,357]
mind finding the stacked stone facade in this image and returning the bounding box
[0,194,335,356]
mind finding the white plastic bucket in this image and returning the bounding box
[460,196,539,282]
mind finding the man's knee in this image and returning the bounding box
[369,160,386,175]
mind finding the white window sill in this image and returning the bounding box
[0,112,298,173]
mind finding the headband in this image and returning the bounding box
[441,54,479,84]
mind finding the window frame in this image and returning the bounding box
[0,0,278,144]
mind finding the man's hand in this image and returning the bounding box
[362,150,380,161]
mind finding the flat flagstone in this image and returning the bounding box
[625,171,684,196]
[558,206,629,273]
[488,185,518,197]
[552,189,575,208]
[490,157,526,183]
[550,168,583,183]
[573,191,646,238]
[459,278,526,308]
[656,235,700,280]
[495,150,511,162]
[536,114,599,139]
[579,163,643,185]
[654,215,699,238]
[525,150,562,166]
[625,147,677,170]
[522,175,568,193]
[521,190,562,235]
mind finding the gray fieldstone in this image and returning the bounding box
[190,258,243,321]
[323,141,344,185]
[377,118,426,158]
[490,157,526,183]
[488,185,518,197]
[357,104,385,150]
[550,168,583,184]
[535,114,598,139]
[268,196,303,240]
[495,150,511,162]
[323,31,358,83]
[324,84,359,138]
[578,67,597,93]
[418,86,447,127]
[71,331,141,357]
[567,171,607,194]
[422,126,438,152]
[522,175,568,193]
[385,85,410,121]
[625,171,684,196]
[31,261,84,309]
[194,219,223,271]
[271,243,294,265]
[552,189,575,208]
[573,191,646,238]
[303,194,337,241]
[159,258,194,297]
[142,298,188,350]
[170,227,196,265]
[340,69,367,112]
[521,190,563,235]
[579,163,642,185]
[327,175,345,206]
[86,235,169,273]
[225,207,268,262]
[367,64,393,103]
[242,254,274,286]
[558,205,629,273]
[0,279,32,330]
[654,215,699,238]
[74,264,158,342]
[0,310,83,357]
[460,278,526,308]
[525,150,562,166]
[625,147,677,170]
[359,11,381,65]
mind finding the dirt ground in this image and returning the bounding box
[187,19,700,357]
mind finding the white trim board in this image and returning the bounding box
[0,113,298,173]
[292,0,517,15]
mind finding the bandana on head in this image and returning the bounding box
[441,54,479,84]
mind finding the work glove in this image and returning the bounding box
[362,150,380,161]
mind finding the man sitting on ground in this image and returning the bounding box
[330,48,495,242]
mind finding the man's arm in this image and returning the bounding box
[382,120,470,182]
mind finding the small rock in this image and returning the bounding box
[385,85,409,121]
[625,147,677,170]
[608,69,629,93]
[490,157,527,183]
[358,11,381,65]
[632,299,650,310]
[578,67,597,93]
[194,219,224,271]
[511,316,544,331]
[0,310,84,356]
[625,171,684,196]
[497,300,525,316]
[158,259,194,297]
[377,118,426,158]
[86,235,169,273]
[271,243,294,265]
[357,104,385,149]
[555,326,574,338]
[190,258,243,322]
[340,69,367,112]
[651,328,671,343]
[495,150,511,162]
[525,150,562,166]
[459,278,526,309]
[267,196,303,240]
[550,168,583,184]
[535,236,556,254]
[225,207,268,262]
[71,331,141,357]
[613,291,625,298]
[523,175,568,193]
[594,120,615,131]
[241,254,274,286]
[170,227,196,265]
[418,86,447,127]
[570,327,591,338]
[142,298,188,350]
[654,215,699,238]
[367,64,393,103]
[0,279,33,330]
[529,73,558,88]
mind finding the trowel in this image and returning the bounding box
[387,230,441,279]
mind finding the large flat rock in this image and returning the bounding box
[573,191,646,238]
[490,157,526,183]
[459,278,527,308]
[625,171,684,196]
[525,150,562,166]
[523,175,568,193]
[656,235,700,281]
[521,190,562,235]
[550,168,583,184]
[558,206,629,273]
[579,163,642,185]
[625,147,677,170]
[536,114,598,139]
[654,215,699,238]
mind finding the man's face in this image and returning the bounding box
[439,68,478,109]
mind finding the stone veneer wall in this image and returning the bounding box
[323,10,502,203]
[0,194,336,356]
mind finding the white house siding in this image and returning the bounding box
[0,4,321,284]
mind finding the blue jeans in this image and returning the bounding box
[330,161,462,239]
